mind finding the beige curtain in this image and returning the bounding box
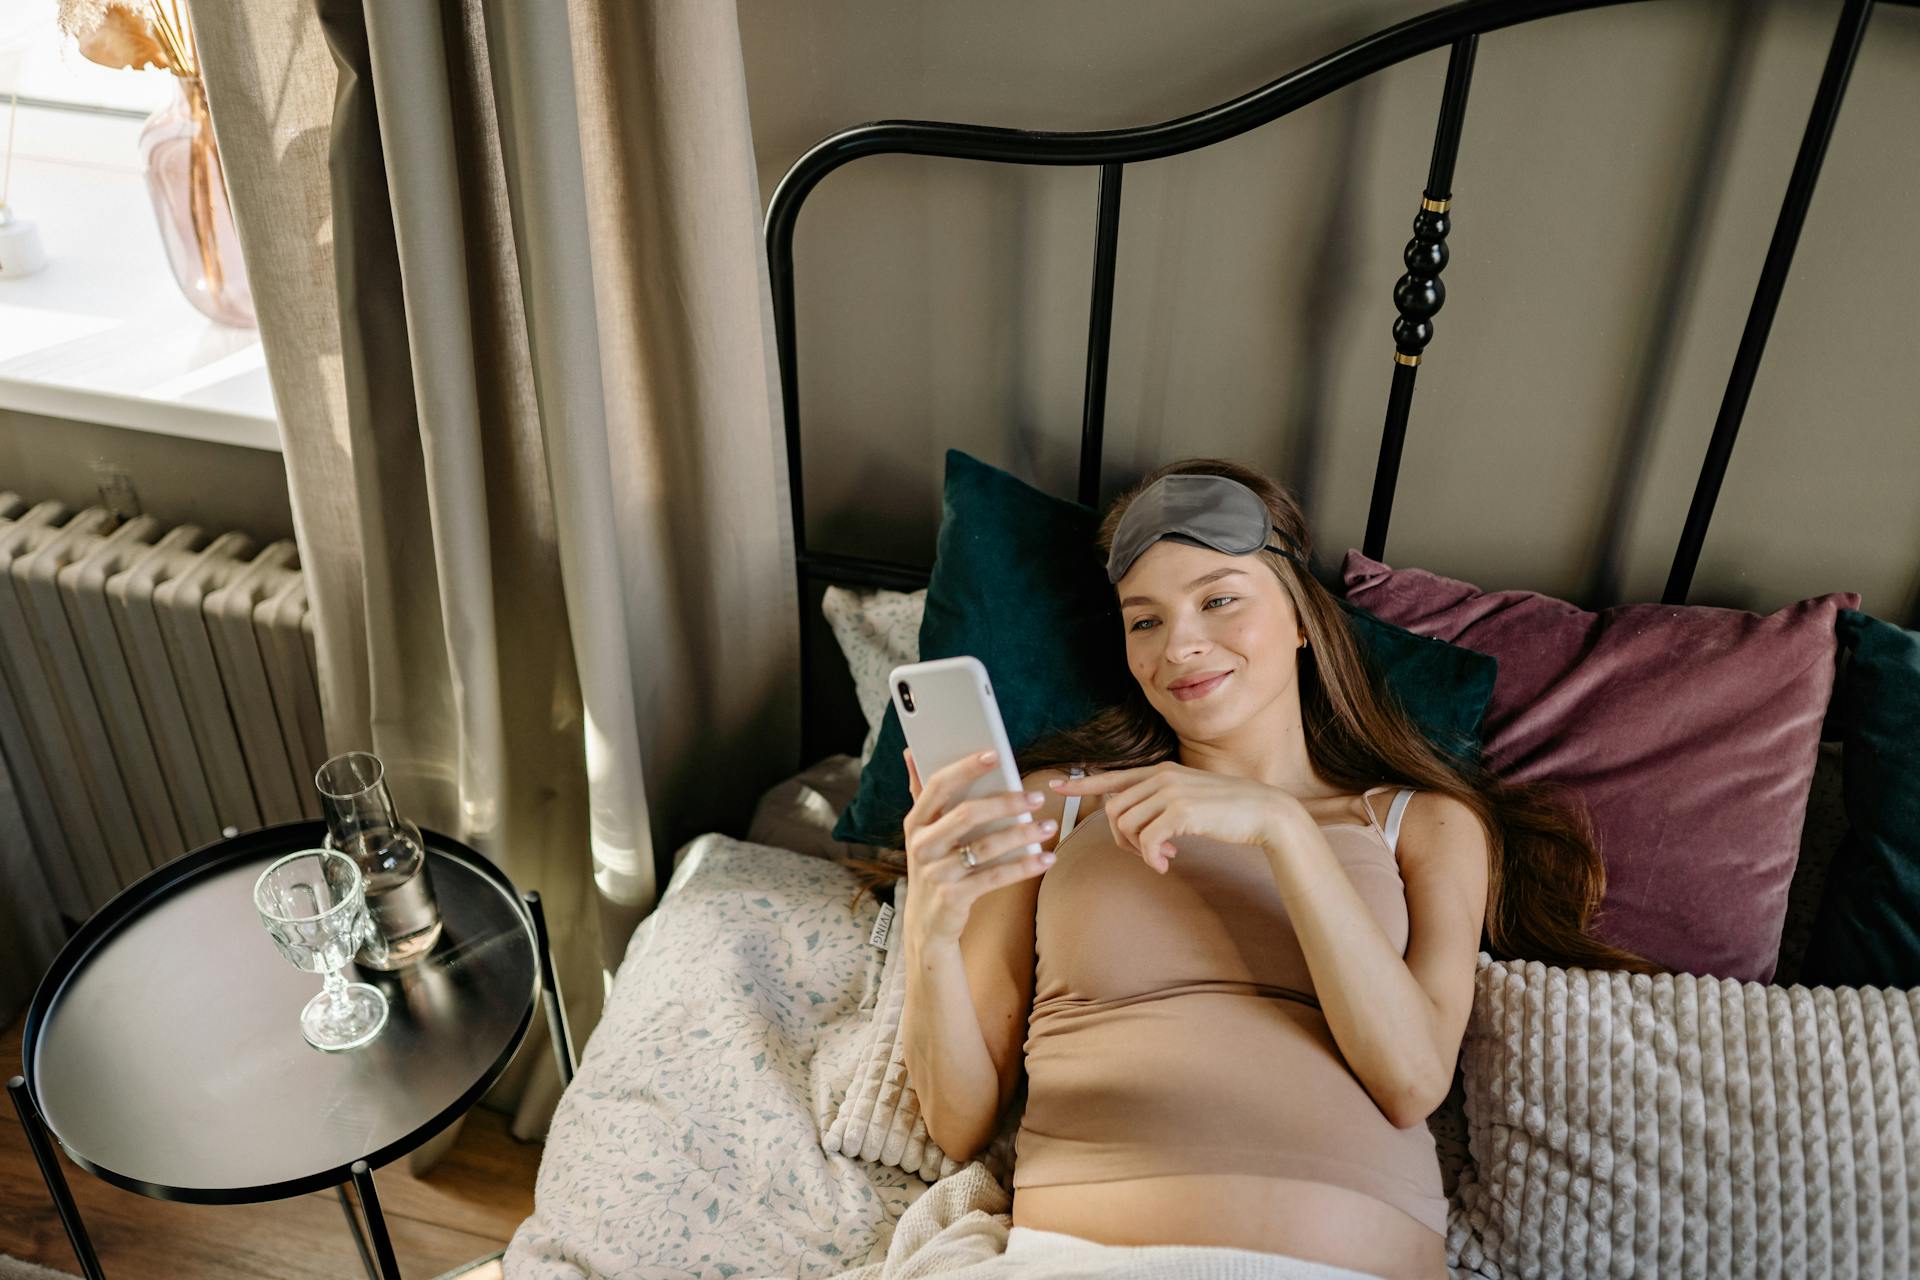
[189,0,799,1136]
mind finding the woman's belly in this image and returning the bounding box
[1011,1172,1447,1280]
[1014,993,1450,1230]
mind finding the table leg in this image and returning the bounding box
[350,1159,404,1279]
[523,890,576,1084]
[7,1076,107,1280]
[337,1183,380,1280]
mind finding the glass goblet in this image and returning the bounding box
[253,849,391,1052]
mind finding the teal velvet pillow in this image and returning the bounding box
[830,449,1499,849]
[1801,610,1920,988]
[1343,596,1497,771]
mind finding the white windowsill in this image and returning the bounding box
[0,103,282,453]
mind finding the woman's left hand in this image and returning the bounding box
[1049,762,1298,873]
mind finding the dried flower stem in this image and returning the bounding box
[184,78,225,294]
[147,2,194,78]
[169,1,192,74]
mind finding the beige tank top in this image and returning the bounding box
[1013,783,1448,1237]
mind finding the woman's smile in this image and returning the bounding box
[1170,670,1232,701]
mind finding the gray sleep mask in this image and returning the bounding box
[1106,473,1307,585]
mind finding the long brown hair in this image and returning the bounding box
[842,457,1665,977]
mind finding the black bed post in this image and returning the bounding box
[1079,163,1125,509]
[1364,35,1478,563]
[766,169,815,778]
[1662,0,1875,605]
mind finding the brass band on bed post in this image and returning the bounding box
[1363,34,1478,565]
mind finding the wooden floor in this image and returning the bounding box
[1,1013,542,1279]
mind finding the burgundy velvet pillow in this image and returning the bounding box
[1341,549,1856,984]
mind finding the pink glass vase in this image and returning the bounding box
[138,75,255,328]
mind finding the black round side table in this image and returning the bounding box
[7,821,578,1280]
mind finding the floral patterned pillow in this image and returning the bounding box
[821,585,924,767]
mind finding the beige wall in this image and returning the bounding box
[0,410,294,547]
[740,0,1920,621]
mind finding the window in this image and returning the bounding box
[0,0,280,450]
[0,0,176,120]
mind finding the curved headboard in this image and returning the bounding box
[763,0,1904,767]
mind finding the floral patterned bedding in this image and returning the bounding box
[503,829,921,1278]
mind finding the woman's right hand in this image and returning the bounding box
[900,746,1057,948]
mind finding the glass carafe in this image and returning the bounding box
[315,752,443,969]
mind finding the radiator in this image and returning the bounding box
[0,494,326,924]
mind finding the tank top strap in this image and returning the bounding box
[1057,767,1087,842]
[1358,784,1417,855]
[1384,786,1416,855]
[1357,784,1393,834]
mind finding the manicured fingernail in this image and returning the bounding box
[1040,853,1056,865]
[1040,819,1057,832]
[978,750,997,763]
[1047,778,1063,789]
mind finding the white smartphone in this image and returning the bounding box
[889,654,1043,870]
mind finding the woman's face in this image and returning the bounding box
[1116,540,1303,732]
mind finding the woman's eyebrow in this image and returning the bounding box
[1120,568,1245,608]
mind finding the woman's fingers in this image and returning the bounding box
[904,747,923,800]
[922,788,1043,858]
[1136,814,1178,872]
[958,815,1056,870]
[930,750,1005,813]
[904,748,1004,835]
[913,817,1057,921]
[1115,794,1175,868]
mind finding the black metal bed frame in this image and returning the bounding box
[765,0,1906,769]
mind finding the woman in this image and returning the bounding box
[848,457,1662,1280]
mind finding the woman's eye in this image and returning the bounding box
[1128,596,1236,633]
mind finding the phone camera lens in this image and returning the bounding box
[898,681,915,714]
